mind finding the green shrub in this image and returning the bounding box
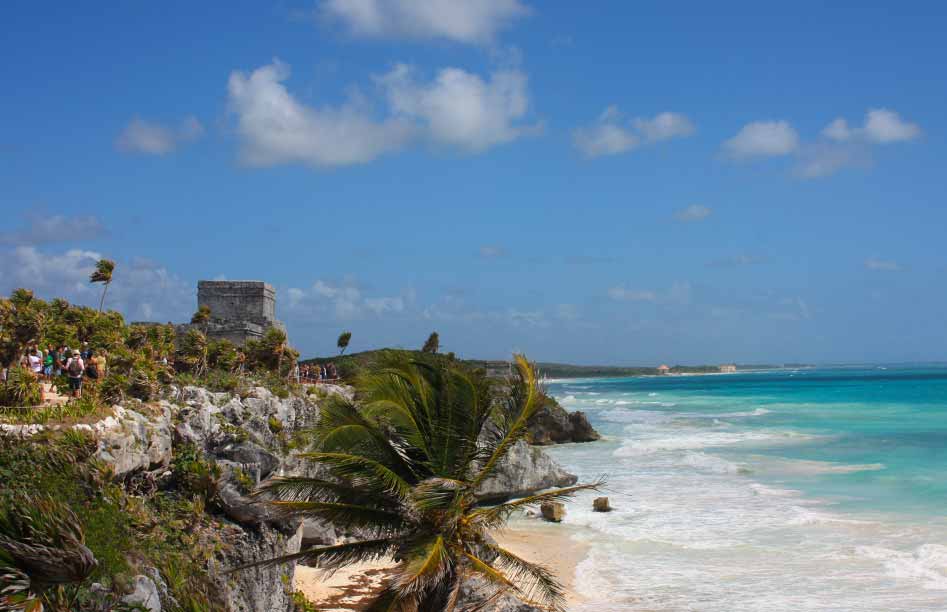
[0,365,43,408]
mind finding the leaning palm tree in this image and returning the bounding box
[0,494,98,610]
[235,353,598,611]
[89,259,115,313]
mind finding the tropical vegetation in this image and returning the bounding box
[240,352,598,611]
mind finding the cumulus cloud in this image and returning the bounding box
[824,109,921,144]
[573,107,694,158]
[228,60,413,168]
[1,214,107,245]
[722,120,799,159]
[320,0,530,44]
[632,112,695,142]
[794,108,921,179]
[286,279,413,319]
[116,116,204,155]
[479,245,508,258]
[379,64,533,151]
[865,257,901,272]
[674,205,712,222]
[793,143,870,179]
[0,247,191,322]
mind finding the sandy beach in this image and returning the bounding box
[293,519,588,610]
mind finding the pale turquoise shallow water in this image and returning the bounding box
[535,366,947,611]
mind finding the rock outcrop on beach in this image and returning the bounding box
[6,382,578,612]
[527,394,601,445]
[477,439,578,503]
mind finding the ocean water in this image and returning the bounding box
[533,366,947,612]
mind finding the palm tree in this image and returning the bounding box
[190,304,212,333]
[0,494,98,610]
[337,331,352,355]
[179,328,209,377]
[235,354,599,611]
[421,331,440,354]
[89,259,115,313]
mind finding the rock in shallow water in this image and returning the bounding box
[541,501,566,522]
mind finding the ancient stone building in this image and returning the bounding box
[197,280,285,345]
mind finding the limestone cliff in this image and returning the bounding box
[527,394,601,445]
[5,383,577,612]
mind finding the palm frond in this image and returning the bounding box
[253,476,397,508]
[226,538,398,573]
[268,501,407,534]
[469,355,540,490]
[392,536,452,597]
[297,452,412,500]
[485,545,566,612]
[410,477,469,513]
[468,480,604,529]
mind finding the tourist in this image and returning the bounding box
[65,349,84,398]
[85,349,101,382]
[28,349,43,378]
[43,347,54,379]
[48,344,61,376]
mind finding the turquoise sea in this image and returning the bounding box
[535,366,947,611]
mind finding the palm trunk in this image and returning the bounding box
[98,281,110,313]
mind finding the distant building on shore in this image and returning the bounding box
[719,364,737,373]
[657,364,671,375]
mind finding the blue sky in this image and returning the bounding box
[2,1,946,364]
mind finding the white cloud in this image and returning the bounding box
[320,0,530,44]
[674,204,712,222]
[286,279,412,319]
[228,60,413,168]
[793,143,869,179]
[379,64,533,152]
[822,118,853,142]
[865,257,901,272]
[573,107,694,158]
[608,281,692,305]
[573,121,639,158]
[632,112,695,142]
[1,214,106,245]
[608,287,657,302]
[0,247,191,322]
[708,254,766,268]
[116,116,204,155]
[722,120,799,159]
[479,245,508,258]
[823,108,921,144]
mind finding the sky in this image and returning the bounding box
[2,1,946,365]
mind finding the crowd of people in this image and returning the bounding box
[3,341,108,400]
[296,362,338,384]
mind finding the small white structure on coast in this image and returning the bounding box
[719,364,737,373]
[657,364,671,375]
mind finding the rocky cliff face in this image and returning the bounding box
[527,395,601,445]
[6,383,578,612]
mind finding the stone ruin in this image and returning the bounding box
[196,280,285,345]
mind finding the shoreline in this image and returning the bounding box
[293,518,588,609]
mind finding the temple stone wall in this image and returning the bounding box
[197,281,284,345]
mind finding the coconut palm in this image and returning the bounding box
[336,331,351,355]
[421,331,439,354]
[0,494,98,610]
[89,259,115,313]
[236,353,598,611]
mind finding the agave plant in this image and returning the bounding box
[0,494,97,611]
[238,353,598,611]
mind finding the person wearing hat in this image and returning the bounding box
[65,349,85,398]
